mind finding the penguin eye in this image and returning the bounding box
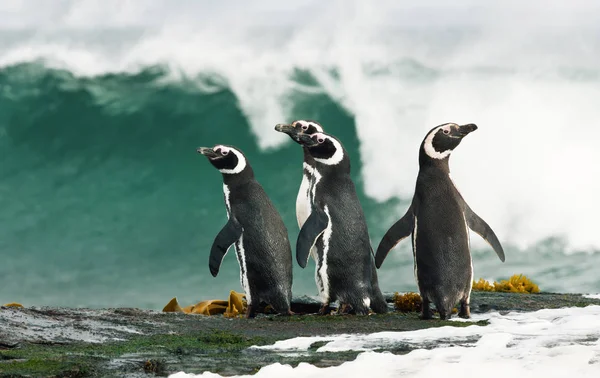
[443,129,450,135]
[221,150,229,156]
[317,138,325,144]
[301,124,309,131]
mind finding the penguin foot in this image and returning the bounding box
[245,304,257,319]
[338,303,353,315]
[420,298,433,320]
[353,308,370,316]
[370,298,389,314]
[275,309,295,316]
[270,311,294,318]
[318,304,332,315]
[438,309,451,320]
[459,302,471,319]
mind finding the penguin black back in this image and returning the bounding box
[295,132,387,315]
[275,120,324,228]
[375,123,505,320]
[197,145,293,318]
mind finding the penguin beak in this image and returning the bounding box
[197,147,219,159]
[458,124,478,136]
[298,133,318,147]
[275,123,296,135]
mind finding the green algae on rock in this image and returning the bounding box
[1,292,599,377]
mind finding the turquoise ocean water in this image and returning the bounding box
[1,1,599,309]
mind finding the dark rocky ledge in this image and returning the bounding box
[1,292,599,377]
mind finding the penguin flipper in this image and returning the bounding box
[296,208,328,268]
[465,205,506,262]
[375,205,414,268]
[209,218,243,277]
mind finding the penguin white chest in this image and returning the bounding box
[317,205,332,303]
[296,163,313,228]
[234,236,251,304]
[223,184,251,304]
[223,184,232,218]
[413,216,419,288]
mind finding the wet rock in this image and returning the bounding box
[0,292,598,377]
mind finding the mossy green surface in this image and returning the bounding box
[0,316,484,377]
[1,292,599,377]
[0,331,269,377]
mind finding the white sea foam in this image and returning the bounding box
[170,305,600,377]
[585,294,600,299]
[2,1,600,253]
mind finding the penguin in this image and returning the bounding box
[274,120,324,229]
[294,132,388,315]
[197,145,293,318]
[375,123,505,320]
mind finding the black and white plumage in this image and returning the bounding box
[375,123,505,320]
[197,145,293,318]
[275,120,324,229]
[294,132,387,315]
[275,120,326,299]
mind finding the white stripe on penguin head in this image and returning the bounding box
[423,123,455,160]
[312,133,344,166]
[295,120,324,133]
[214,145,247,174]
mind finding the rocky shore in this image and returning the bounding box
[1,292,599,377]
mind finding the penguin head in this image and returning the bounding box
[274,120,324,143]
[297,132,346,166]
[197,145,248,174]
[421,123,478,161]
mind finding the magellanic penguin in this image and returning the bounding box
[197,145,293,318]
[274,120,324,229]
[375,123,505,320]
[295,132,388,315]
[275,120,326,299]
